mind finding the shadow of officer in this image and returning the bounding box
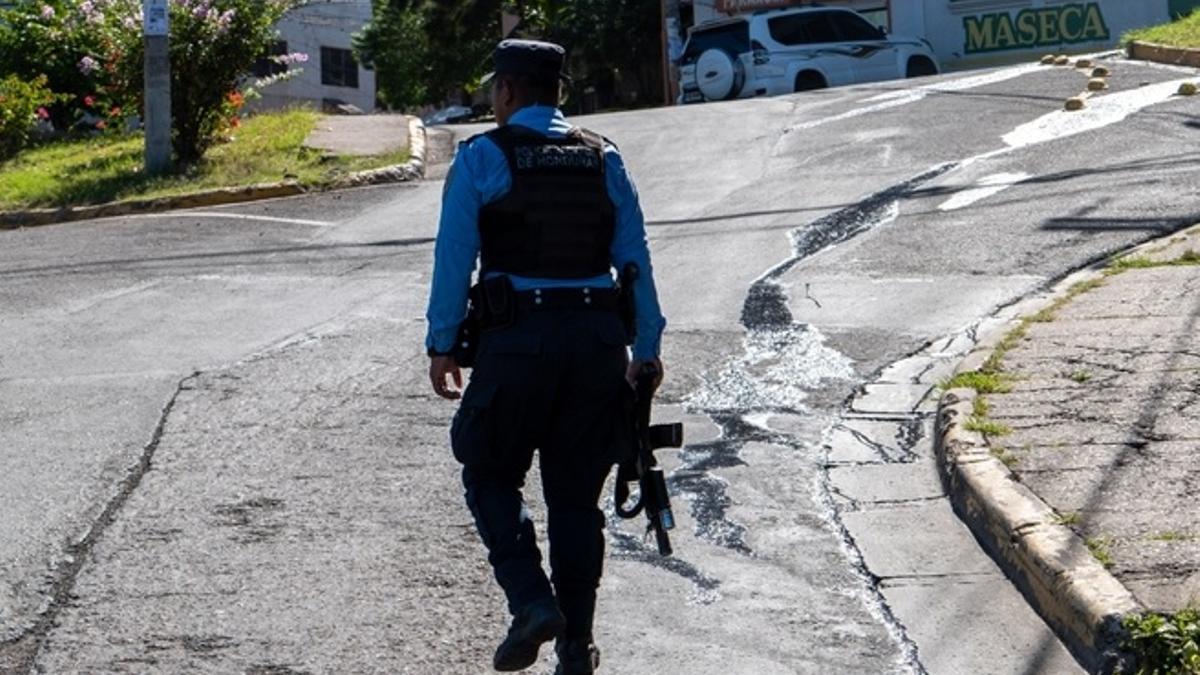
[425,38,667,675]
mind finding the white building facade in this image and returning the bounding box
[687,0,1200,70]
[255,0,376,112]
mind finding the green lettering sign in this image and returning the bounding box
[963,3,1111,54]
[1016,11,1038,45]
[994,13,1017,49]
[1060,5,1084,39]
[1081,4,1109,41]
[964,14,995,53]
[1038,9,1060,43]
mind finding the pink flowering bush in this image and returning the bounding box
[0,0,297,163]
[0,1,117,129]
[160,0,297,162]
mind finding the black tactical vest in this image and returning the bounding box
[477,124,616,279]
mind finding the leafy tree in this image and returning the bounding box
[529,0,663,110]
[353,2,430,109]
[355,0,664,112]
[356,0,498,110]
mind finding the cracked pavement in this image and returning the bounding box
[5,55,1200,673]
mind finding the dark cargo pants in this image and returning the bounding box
[450,307,630,639]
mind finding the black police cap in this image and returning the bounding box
[491,39,571,83]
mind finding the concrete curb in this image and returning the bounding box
[1128,41,1200,68]
[0,116,428,231]
[935,258,1165,673]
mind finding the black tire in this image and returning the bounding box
[793,71,826,93]
[906,57,938,78]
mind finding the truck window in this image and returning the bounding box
[830,10,886,41]
[682,21,751,64]
[768,12,840,46]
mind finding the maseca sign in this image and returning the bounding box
[963,3,1110,54]
[887,1,1178,68]
[700,1,1187,68]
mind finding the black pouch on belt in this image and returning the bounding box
[479,275,516,331]
[453,276,517,369]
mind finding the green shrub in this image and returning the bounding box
[1122,609,1200,674]
[0,0,298,164]
[0,74,59,160]
[0,1,110,130]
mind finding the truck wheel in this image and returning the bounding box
[695,48,746,101]
[906,57,938,78]
[793,71,826,92]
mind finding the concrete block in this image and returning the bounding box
[883,576,1085,675]
[828,458,944,505]
[851,383,935,415]
[841,501,1001,578]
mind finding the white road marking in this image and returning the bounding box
[938,172,1031,211]
[866,62,1044,103]
[937,75,1193,202]
[1003,77,1194,148]
[787,63,1042,133]
[134,211,334,227]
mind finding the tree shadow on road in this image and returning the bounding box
[0,237,433,279]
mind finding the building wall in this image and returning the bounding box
[688,0,1200,70]
[255,0,376,113]
[917,1,1172,70]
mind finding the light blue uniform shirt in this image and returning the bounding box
[425,105,666,361]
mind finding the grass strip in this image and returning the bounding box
[1085,536,1115,569]
[941,370,1013,394]
[1124,9,1200,48]
[963,417,1011,437]
[0,109,409,209]
[1111,251,1200,270]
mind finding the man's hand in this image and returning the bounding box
[430,355,463,400]
[626,358,664,390]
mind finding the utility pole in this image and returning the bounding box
[143,0,171,175]
[661,0,683,105]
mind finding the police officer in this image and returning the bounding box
[425,39,666,675]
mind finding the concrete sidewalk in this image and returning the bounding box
[302,113,412,157]
[938,225,1200,672]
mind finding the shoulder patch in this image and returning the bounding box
[568,126,607,151]
[570,126,619,152]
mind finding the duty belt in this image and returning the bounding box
[514,287,620,312]
[450,279,629,369]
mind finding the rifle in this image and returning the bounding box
[614,363,683,556]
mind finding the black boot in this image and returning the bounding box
[493,598,566,672]
[554,637,600,675]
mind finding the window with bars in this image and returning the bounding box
[320,46,359,89]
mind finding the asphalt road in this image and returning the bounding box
[3,55,1200,674]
